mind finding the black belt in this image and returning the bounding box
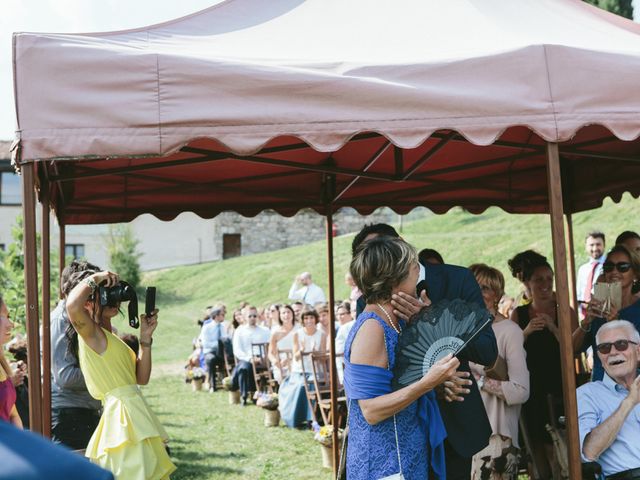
[607,468,640,480]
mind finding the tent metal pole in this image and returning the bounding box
[545,143,580,479]
[325,207,340,478]
[565,214,578,310]
[21,162,43,434]
[41,182,52,437]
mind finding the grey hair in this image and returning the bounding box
[595,319,640,344]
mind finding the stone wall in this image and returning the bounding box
[214,207,396,257]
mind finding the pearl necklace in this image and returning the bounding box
[376,303,401,334]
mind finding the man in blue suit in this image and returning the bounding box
[352,224,498,480]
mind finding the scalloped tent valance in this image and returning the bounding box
[11,0,640,224]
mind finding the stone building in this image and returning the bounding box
[0,140,396,270]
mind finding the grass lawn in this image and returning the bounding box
[142,374,333,480]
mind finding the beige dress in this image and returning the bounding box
[470,318,530,479]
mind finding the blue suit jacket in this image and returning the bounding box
[423,262,498,458]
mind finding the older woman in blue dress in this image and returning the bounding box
[344,236,459,479]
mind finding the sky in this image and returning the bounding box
[1,0,639,140]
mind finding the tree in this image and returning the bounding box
[584,0,634,19]
[1,215,60,329]
[106,225,142,290]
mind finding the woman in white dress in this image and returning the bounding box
[278,307,325,428]
[268,304,297,383]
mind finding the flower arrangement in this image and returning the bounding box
[184,367,206,384]
[256,392,279,410]
[222,376,233,391]
[313,424,343,446]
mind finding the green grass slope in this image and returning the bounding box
[118,194,638,367]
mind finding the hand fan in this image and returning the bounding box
[393,298,492,389]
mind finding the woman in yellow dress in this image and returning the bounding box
[66,269,176,480]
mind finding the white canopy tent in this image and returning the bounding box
[12,1,640,477]
[13,0,640,160]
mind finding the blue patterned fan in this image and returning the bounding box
[393,299,492,389]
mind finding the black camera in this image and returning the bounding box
[99,281,139,328]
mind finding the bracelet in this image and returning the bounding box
[85,277,98,294]
[140,338,153,348]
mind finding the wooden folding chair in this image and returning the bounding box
[274,348,293,386]
[251,342,276,393]
[299,351,321,425]
[220,340,235,378]
[310,352,347,427]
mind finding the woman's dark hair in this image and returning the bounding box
[279,304,295,326]
[605,244,640,280]
[616,230,640,245]
[120,333,139,356]
[300,307,319,324]
[232,309,242,329]
[63,267,102,363]
[352,223,400,256]
[520,257,553,283]
[507,250,548,282]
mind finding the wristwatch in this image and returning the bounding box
[140,338,153,348]
[85,277,98,294]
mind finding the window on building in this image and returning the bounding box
[65,244,85,260]
[0,172,21,205]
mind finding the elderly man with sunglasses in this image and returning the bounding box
[577,320,640,479]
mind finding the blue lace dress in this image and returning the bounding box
[343,312,428,480]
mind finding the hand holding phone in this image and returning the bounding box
[145,287,156,317]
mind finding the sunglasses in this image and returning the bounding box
[248,314,258,318]
[596,339,638,354]
[603,262,632,273]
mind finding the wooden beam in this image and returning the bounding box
[325,206,340,478]
[565,214,578,310]
[41,182,52,437]
[546,143,580,479]
[21,162,43,434]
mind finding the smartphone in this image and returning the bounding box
[145,287,156,317]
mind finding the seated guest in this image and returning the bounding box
[199,307,228,392]
[278,307,325,428]
[268,304,297,383]
[267,304,281,332]
[469,264,530,479]
[315,303,332,336]
[335,302,355,383]
[577,320,640,478]
[226,308,243,339]
[574,245,640,381]
[231,306,270,405]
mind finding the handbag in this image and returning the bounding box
[484,355,508,381]
[338,324,405,480]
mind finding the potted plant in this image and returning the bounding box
[222,376,240,404]
[189,367,206,391]
[256,392,280,427]
[313,424,343,469]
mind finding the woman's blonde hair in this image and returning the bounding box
[350,236,417,304]
[469,263,505,301]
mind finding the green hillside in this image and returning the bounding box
[124,194,639,367]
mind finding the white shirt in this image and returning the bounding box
[232,324,271,362]
[335,319,355,383]
[198,320,227,353]
[288,281,326,306]
[576,256,606,302]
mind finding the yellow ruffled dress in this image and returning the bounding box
[78,328,176,480]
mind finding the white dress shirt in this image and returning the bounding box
[232,324,271,362]
[576,256,606,302]
[198,320,228,353]
[288,281,326,306]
